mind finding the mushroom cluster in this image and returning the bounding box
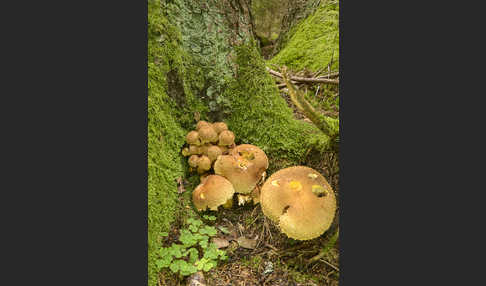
[182,121,236,175]
[260,166,337,240]
[183,121,269,211]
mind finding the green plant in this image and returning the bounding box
[156,216,227,277]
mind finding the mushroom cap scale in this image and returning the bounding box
[260,166,336,241]
[192,175,235,211]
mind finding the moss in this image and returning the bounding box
[269,0,339,72]
[221,42,331,173]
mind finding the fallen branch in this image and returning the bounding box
[267,67,339,85]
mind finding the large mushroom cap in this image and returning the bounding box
[198,126,218,144]
[260,166,336,240]
[186,131,201,146]
[214,144,268,194]
[192,175,235,211]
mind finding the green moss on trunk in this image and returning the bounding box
[270,0,339,72]
[222,42,331,173]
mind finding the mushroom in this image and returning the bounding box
[197,155,212,174]
[192,175,235,211]
[212,122,228,134]
[207,145,223,163]
[186,131,201,146]
[198,126,218,144]
[181,147,190,157]
[189,144,202,155]
[199,143,212,156]
[260,166,337,240]
[196,120,212,131]
[188,155,200,168]
[218,130,235,146]
[213,144,268,196]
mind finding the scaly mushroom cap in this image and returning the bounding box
[199,144,212,156]
[198,126,218,144]
[196,120,212,131]
[212,122,228,134]
[189,145,202,155]
[188,155,200,168]
[192,175,235,211]
[260,166,336,241]
[197,155,211,174]
[213,144,268,194]
[186,131,201,146]
[218,130,235,146]
[207,145,223,162]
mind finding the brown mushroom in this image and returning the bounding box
[188,155,200,168]
[189,144,202,155]
[260,166,337,240]
[218,130,235,146]
[198,126,218,144]
[213,144,268,195]
[207,145,223,162]
[192,175,235,211]
[212,122,228,134]
[199,143,212,156]
[186,131,201,146]
[197,155,211,174]
[196,120,212,131]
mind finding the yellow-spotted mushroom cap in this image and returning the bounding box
[213,144,268,195]
[212,122,228,134]
[198,126,219,144]
[186,131,201,146]
[192,175,235,211]
[218,130,235,146]
[260,166,336,240]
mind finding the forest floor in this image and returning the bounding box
[159,88,340,285]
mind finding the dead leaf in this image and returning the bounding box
[236,236,257,249]
[176,177,185,194]
[194,112,201,122]
[211,237,229,249]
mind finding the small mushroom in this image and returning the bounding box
[192,175,235,211]
[181,147,191,157]
[198,126,218,144]
[260,166,337,240]
[207,145,223,162]
[199,143,212,156]
[189,144,202,155]
[196,120,212,131]
[212,122,228,134]
[188,155,200,168]
[218,130,235,146]
[197,155,212,174]
[186,131,201,146]
[214,144,268,195]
